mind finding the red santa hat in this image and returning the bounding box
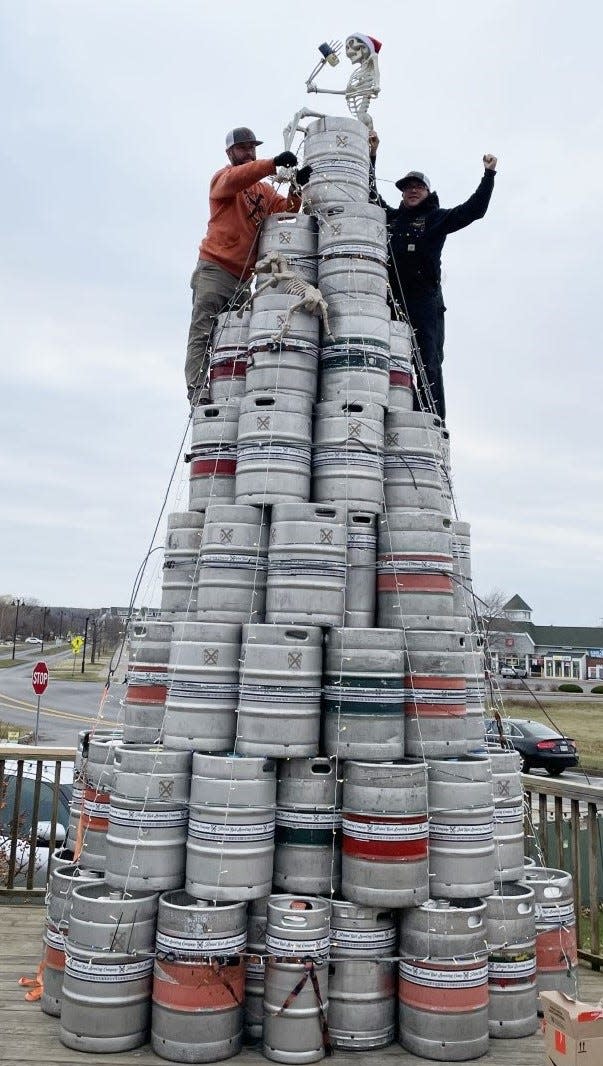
[347,33,382,54]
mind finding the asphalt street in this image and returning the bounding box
[1,653,601,782]
[0,648,123,746]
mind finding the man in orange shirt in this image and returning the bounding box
[185,126,311,405]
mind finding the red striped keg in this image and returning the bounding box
[188,402,240,511]
[388,320,413,411]
[152,893,247,1062]
[79,785,111,873]
[398,955,489,1061]
[209,309,249,402]
[123,619,172,744]
[342,760,429,908]
[377,511,454,628]
[404,629,468,758]
[521,866,578,998]
[41,921,66,1016]
[42,862,101,1015]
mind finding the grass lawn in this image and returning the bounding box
[50,653,112,683]
[495,698,603,772]
[0,720,31,741]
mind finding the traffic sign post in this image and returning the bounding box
[32,660,49,743]
[70,635,84,677]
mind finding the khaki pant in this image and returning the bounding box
[184,260,249,401]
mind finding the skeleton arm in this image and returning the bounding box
[283,107,327,151]
[306,83,348,95]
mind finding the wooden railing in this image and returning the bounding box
[0,745,76,899]
[523,771,602,969]
[2,746,601,972]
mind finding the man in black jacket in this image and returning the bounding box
[369,132,497,422]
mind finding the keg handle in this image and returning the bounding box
[311,762,332,774]
[254,396,276,407]
[314,507,337,518]
[351,513,372,525]
[203,407,220,418]
[518,902,533,914]
[342,402,363,413]
[285,629,310,642]
[281,914,309,927]
[467,916,482,928]
[543,886,563,899]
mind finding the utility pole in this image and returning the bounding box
[11,598,24,660]
[81,615,90,674]
[58,609,64,640]
[90,619,97,664]
[40,605,49,652]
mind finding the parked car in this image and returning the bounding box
[24,636,43,644]
[0,759,73,887]
[500,665,528,679]
[485,718,578,775]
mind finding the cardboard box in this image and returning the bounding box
[541,990,603,1066]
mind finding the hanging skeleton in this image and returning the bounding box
[239,252,333,344]
[283,34,382,148]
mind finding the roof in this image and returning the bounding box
[531,624,603,649]
[489,617,603,652]
[503,594,532,612]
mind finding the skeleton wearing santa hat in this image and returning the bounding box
[306,33,382,128]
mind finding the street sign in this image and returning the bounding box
[71,636,84,653]
[32,660,49,696]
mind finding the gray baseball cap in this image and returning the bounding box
[396,170,431,192]
[225,127,263,149]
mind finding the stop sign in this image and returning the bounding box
[32,661,49,696]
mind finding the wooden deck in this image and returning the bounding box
[2,904,602,1066]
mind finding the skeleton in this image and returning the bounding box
[283,35,381,149]
[307,34,380,128]
[239,252,333,344]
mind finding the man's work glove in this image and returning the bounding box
[295,165,312,187]
[274,151,298,168]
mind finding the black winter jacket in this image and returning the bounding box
[370,167,495,301]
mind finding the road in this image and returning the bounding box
[1,654,602,776]
[0,649,123,747]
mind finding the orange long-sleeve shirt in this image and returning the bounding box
[198,159,301,280]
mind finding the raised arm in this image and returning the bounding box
[439,154,497,234]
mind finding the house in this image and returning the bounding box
[487,595,603,681]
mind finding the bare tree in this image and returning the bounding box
[475,588,509,666]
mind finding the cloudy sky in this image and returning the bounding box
[1,0,601,625]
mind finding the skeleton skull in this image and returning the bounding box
[345,36,371,63]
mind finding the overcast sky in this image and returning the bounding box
[1,0,601,625]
